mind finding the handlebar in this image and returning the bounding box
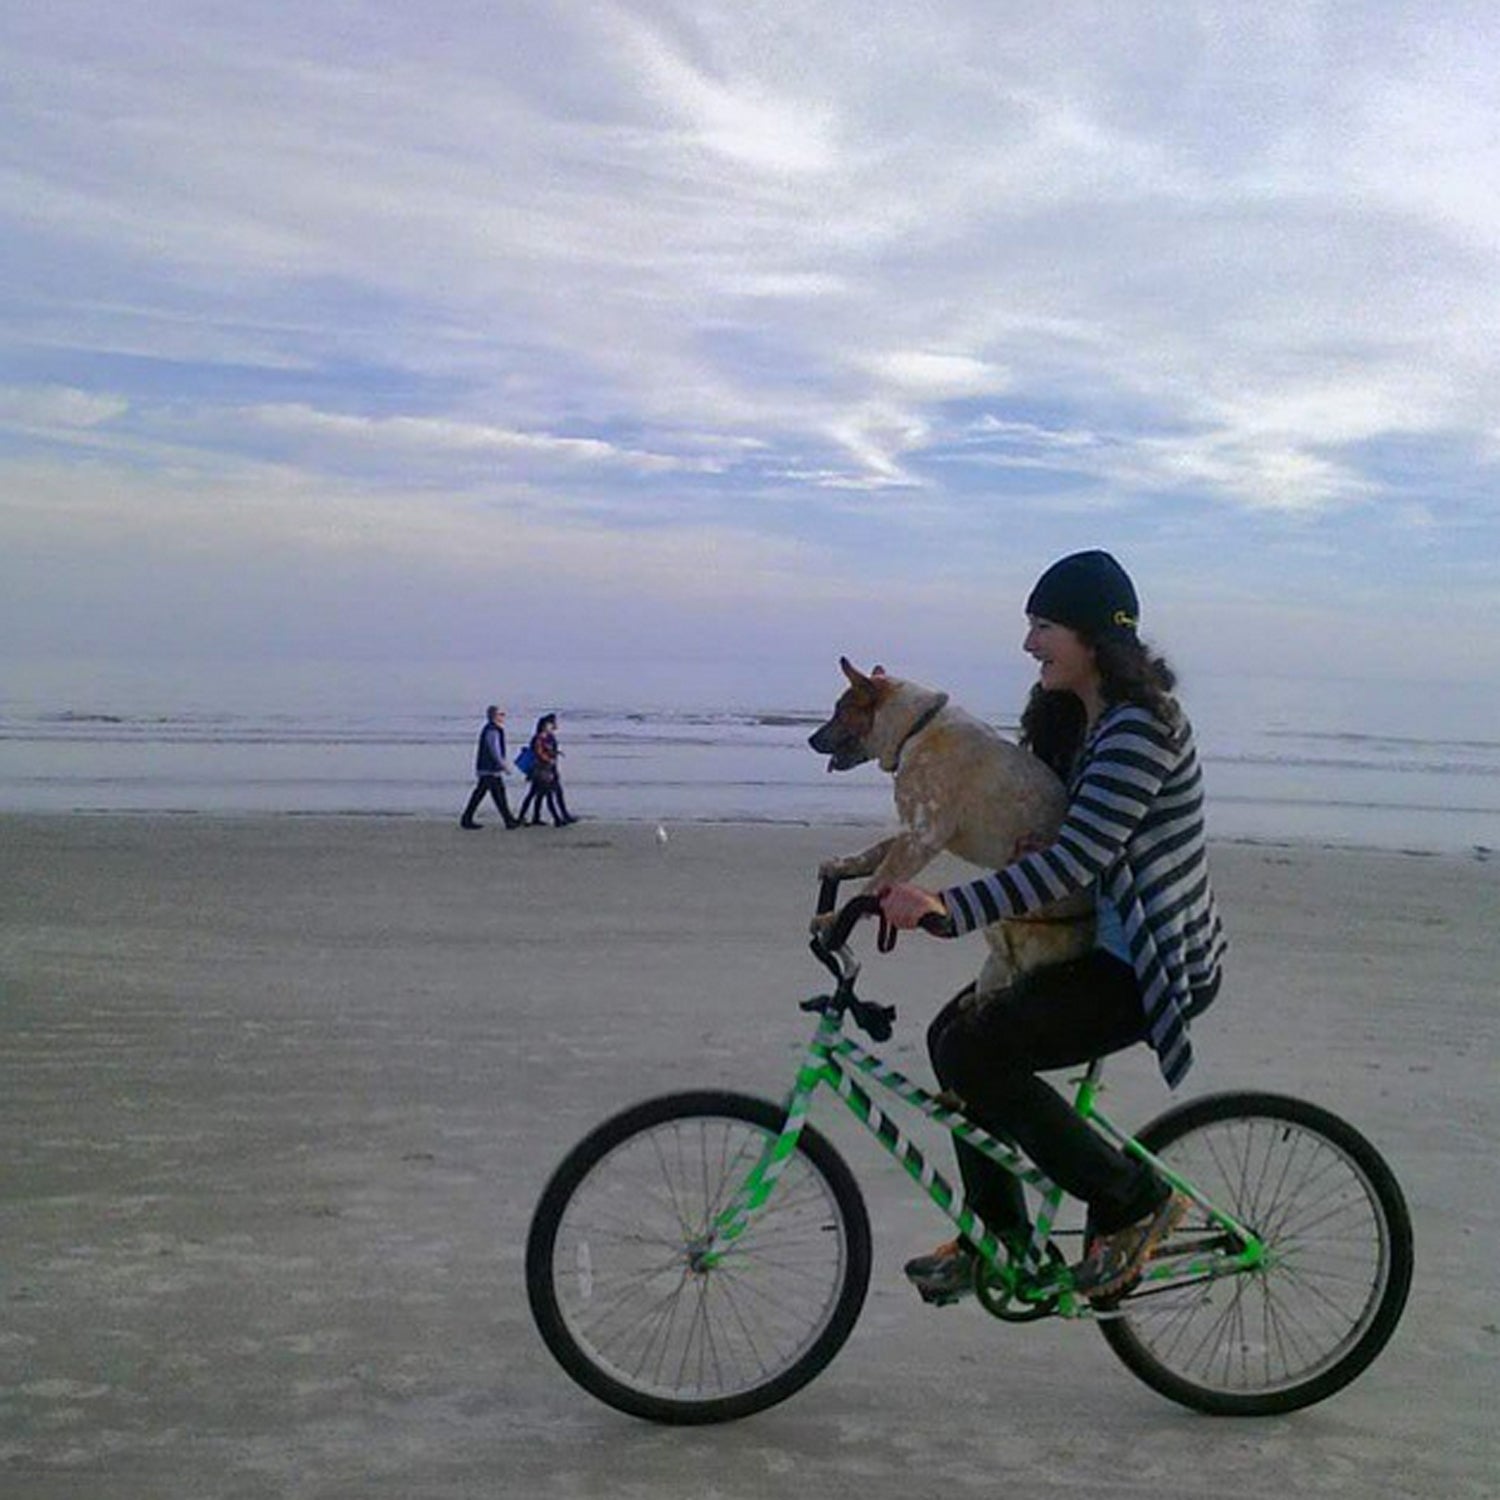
[803,879,954,1041]
[816,888,954,953]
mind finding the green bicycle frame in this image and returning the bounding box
[703,1005,1265,1311]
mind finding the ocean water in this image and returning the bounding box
[3,677,1498,855]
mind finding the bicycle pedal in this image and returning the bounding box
[917,1285,973,1307]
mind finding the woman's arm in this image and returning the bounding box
[882,706,1178,933]
[946,706,1177,931]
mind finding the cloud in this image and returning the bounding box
[1129,433,1370,514]
[865,352,1011,401]
[243,405,720,475]
[3,1,1500,691]
[0,385,129,431]
[607,8,840,176]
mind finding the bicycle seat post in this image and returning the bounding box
[1072,1056,1106,1119]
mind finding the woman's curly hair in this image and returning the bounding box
[1019,631,1183,779]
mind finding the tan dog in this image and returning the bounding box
[809,658,1093,994]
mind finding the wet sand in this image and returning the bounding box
[1,814,1496,1498]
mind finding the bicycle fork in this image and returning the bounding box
[692,1018,837,1270]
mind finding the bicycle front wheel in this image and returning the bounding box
[526,1090,871,1424]
[1098,1092,1413,1416]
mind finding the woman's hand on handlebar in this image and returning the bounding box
[877,882,950,932]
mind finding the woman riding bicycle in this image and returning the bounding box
[879,549,1226,1303]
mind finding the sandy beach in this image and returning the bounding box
[1,813,1496,1499]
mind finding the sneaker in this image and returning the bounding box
[902,1239,976,1305]
[1071,1192,1191,1302]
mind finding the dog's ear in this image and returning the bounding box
[839,656,872,691]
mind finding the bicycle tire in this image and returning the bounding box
[526,1090,872,1424]
[1096,1091,1413,1416]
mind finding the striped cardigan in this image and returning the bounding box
[941,702,1226,1086]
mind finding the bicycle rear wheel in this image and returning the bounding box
[526,1090,871,1424]
[1097,1092,1413,1416]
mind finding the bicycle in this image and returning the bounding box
[525,884,1413,1424]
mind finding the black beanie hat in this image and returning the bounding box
[1026,550,1140,638]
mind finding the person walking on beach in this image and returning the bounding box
[543,715,579,825]
[517,713,578,826]
[459,705,521,830]
[879,550,1226,1305]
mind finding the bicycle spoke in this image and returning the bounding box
[546,1106,854,1404]
[1104,1102,1403,1409]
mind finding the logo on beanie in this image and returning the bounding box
[1112,610,1138,630]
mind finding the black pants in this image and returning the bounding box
[461,775,516,826]
[518,775,571,825]
[929,951,1168,1240]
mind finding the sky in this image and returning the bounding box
[3,1,1499,717]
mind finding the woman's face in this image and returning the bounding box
[1024,616,1098,698]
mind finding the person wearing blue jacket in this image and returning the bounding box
[459,705,521,830]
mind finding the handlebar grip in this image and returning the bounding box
[918,910,957,938]
[821,893,882,952]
